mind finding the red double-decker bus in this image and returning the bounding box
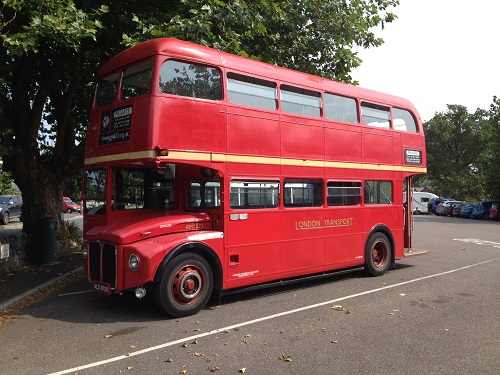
[82,38,427,317]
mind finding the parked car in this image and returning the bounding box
[62,197,81,214]
[0,195,23,225]
[436,200,461,216]
[488,202,500,220]
[470,200,494,220]
[460,202,475,218]
[451,202,468,217]
[429,197,454,215]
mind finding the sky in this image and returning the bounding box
[352,1,500,122]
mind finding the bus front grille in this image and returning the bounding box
[88,241,117,288]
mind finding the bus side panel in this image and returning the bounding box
[325,207,364,269]
[362,205,401,256]
[227,106,281,158]
[362,127,395,166]
[281,209,326,278]
[153,97,227,154]
[281,116,325,161]
[225,211,282,288]
[325,125,362,163]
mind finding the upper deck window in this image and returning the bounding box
[280,85,321,118]
[361,102,390,128]
[95,72,119,107]
[159,60,222,101]
[121,60,153,100]
[324,93,358,124]
[227,73,277,110]
[392,108,418,133]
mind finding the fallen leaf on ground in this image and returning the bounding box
[278,354,293,362]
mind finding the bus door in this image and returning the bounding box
[404,177,413,250]
[225,180,282,289]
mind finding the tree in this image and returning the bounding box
[423,105,492,201]
[484,96,500,200]
[123,0,399,83]
[0,168,15,193]
[0,0,399,246]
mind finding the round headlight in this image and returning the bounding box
[81,245,88,259]
[128,253,140,271]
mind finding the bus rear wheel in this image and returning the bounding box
[154,253,213,318]
[364,232,391,276]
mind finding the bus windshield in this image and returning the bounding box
[83,167,175,214]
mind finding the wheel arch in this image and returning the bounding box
[153,241,223,295]
[366,224,395,267]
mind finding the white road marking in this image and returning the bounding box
[48,257,500,375]
[58,290,94,297]
[453,238,500,248]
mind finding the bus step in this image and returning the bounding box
[404,248,429,257]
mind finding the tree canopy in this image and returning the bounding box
[0,0,399,238]
[423,104,498,201]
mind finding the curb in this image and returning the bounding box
[0,266,83,311]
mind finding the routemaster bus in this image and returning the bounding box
[82,38,427,318]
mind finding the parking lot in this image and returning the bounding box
[0,215,499,375]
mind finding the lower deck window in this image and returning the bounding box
[364,181,393,204]
[328,181,361,206]
[112,168,173,210]
[189,181,221,208]
[284,179,323,207]
[230,180,279,209]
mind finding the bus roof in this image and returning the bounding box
[99,38,420,116]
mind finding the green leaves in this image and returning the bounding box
[1,1,109,55]
[424,105,493,200]
[118,0,399,83]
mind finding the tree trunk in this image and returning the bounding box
[11,158,67,238]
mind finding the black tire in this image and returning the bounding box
[154,252,213,318]
[1,212,9,225]
[67,208,72,214]
[364,232,392,277]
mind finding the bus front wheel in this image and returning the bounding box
[364,233,392,277]
[154,253,213,318]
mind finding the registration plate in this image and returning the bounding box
[93,282,111,295]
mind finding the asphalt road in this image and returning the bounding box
[0,215,499,375]
[0,212,83,238]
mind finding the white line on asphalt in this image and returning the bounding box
[58,290,93,297]
[47,257,500,375]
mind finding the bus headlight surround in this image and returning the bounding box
[128,253,140,271]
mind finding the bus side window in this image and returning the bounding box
[227,73,277,110]
[327,181,361,206]
[364,181,393,204]
[280,85,321,117]
[392,108,418,133]
[159,60,222,101]
[324,93,358,124]
[284,179,323,207]
[361,102,390,128]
